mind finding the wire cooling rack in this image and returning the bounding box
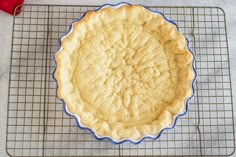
[6,4,235,157]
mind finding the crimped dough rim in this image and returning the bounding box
[54,3,196,143]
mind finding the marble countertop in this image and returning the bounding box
[0,0,235,156]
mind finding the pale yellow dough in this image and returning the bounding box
[55,5,194,141]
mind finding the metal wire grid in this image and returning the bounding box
[6,4,235,157]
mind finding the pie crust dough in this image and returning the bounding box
[55,4,195,141]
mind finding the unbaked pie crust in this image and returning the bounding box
[55,4,195,141]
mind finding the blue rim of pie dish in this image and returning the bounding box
[52,2,197,144]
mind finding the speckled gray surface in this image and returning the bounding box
[0,0,236,156]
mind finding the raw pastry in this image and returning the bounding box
[55,4,195,141]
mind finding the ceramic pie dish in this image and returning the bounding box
[53,2,197,144]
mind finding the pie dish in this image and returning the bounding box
[53,2,196,144]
